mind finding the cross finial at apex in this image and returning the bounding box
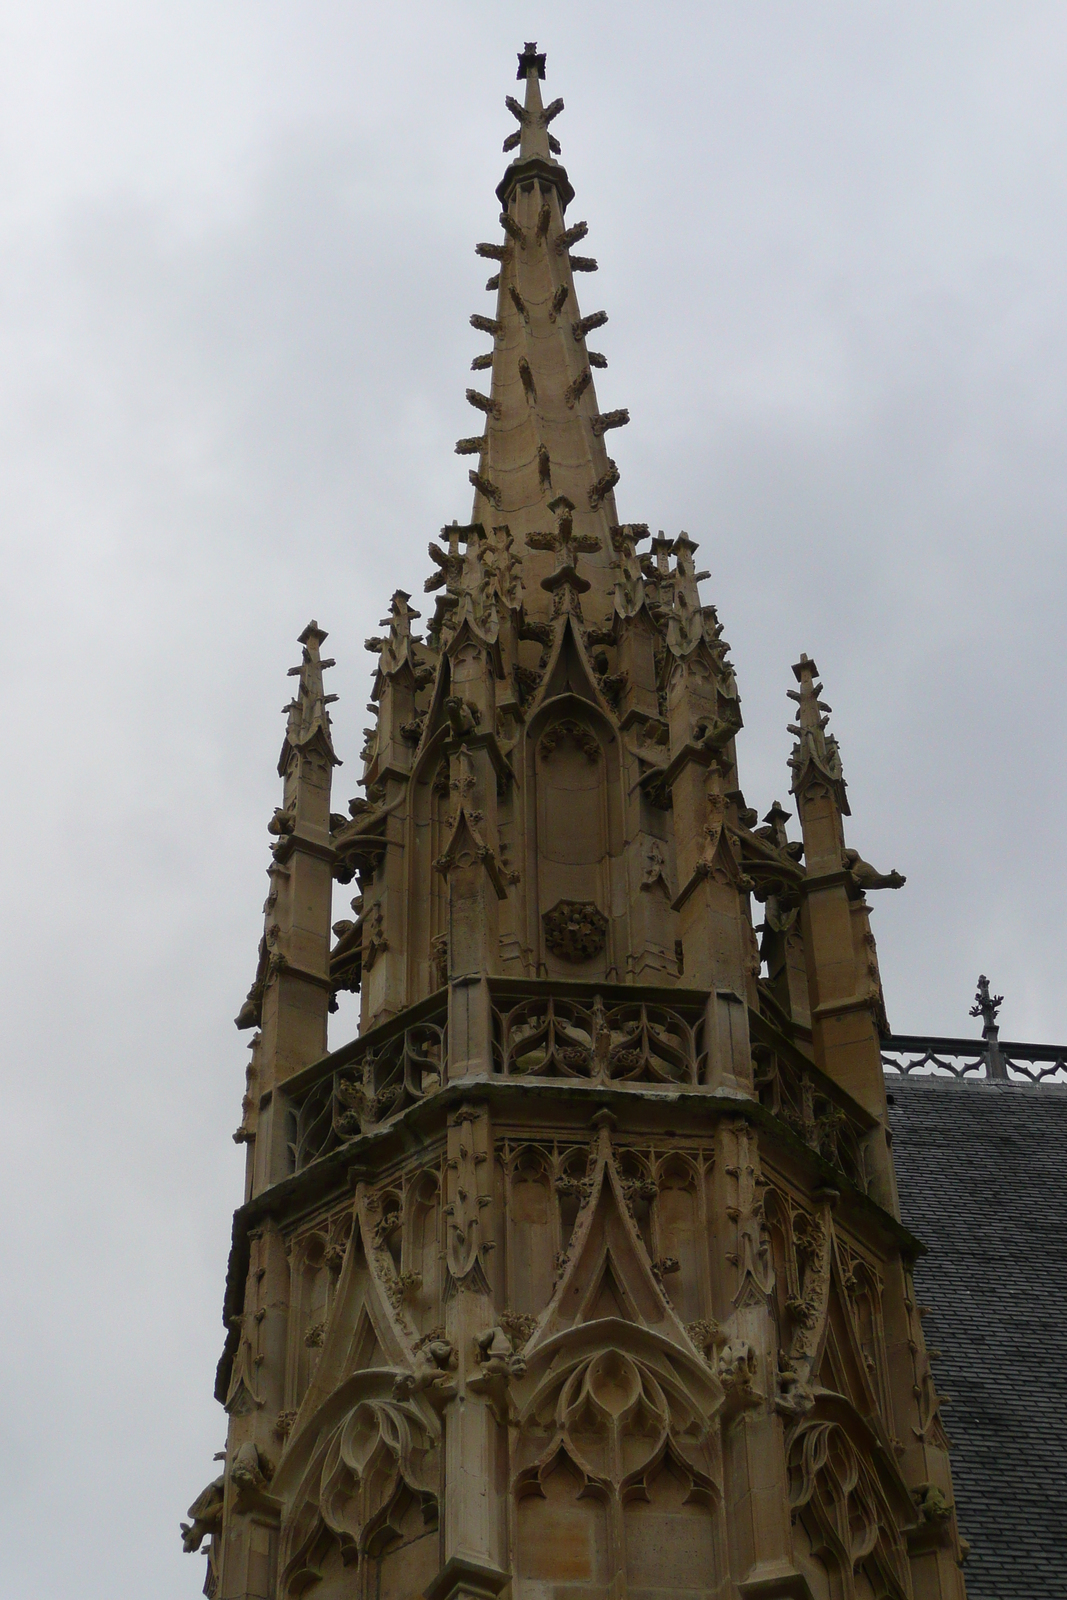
[517,41,546,80]
[792,651,819,683]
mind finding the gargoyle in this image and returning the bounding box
[468,1326,527,1416]
[843,848,906,891]
[445,696,481,737]
[180,1473,224,1553]
[774,1352,815,1418]
[230,1440,273,1492]
[717,1337,762,1413]
[234,937,268,1031]
[393,1335,457,1408]
[267,805,295,837]
[913,1483,954,1525]
[692,713,740,753]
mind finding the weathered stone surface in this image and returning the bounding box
[195,43,967,1600]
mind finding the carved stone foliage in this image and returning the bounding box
[722,1119,774,1311]
[443,1103,494,1296]
[542,899,608,962]
[494,992,701,1085]
[538,717,600,762]
[640,837,672,896]
[279,1381,440,1599]
[788,1416,910,1600]
[287,1005,448,1171]
[837,1241,889,1416]
[761,1185,895,1438]
[363,1168,444,1340]
[288,1210,356,1404]
[903,1268,950,1451]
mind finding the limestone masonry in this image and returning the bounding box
[187,44,969,1600]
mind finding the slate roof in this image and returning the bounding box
[888,1074,1067,1600]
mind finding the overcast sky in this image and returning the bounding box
[2,4,1065,1594]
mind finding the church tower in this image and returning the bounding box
[186,45,968,1600]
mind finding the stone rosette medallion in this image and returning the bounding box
[542,898,608,962]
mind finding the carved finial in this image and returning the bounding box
[762,801,793,849]
[470,524,524,639]
[426,524,485,645]
[424,526,466,595]
[506,43,564,162]
[528,497,600,601]
[786,653,849,815]
[371,591,422,680]
[609,524,648,621]
[279,621,340,776]
[662,534,711,659]
[517,40,546,80]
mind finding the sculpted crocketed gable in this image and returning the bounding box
[193,42,968,1600]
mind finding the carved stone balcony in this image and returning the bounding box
[274,978,883,1207]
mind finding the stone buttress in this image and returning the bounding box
[188,43,969,1600]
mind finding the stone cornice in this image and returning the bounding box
[496,153,574,211]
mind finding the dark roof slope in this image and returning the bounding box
[888,1074,1067,1600]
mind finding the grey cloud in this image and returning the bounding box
[1,3,1065,1593]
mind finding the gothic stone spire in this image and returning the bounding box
[198,49,968,1600]
[458,44,629,634]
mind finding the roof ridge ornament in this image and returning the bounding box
[970,974,1007,1079]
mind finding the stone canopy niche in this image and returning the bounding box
[534,713,617,980]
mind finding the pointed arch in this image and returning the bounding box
[526,1135,702,1357]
